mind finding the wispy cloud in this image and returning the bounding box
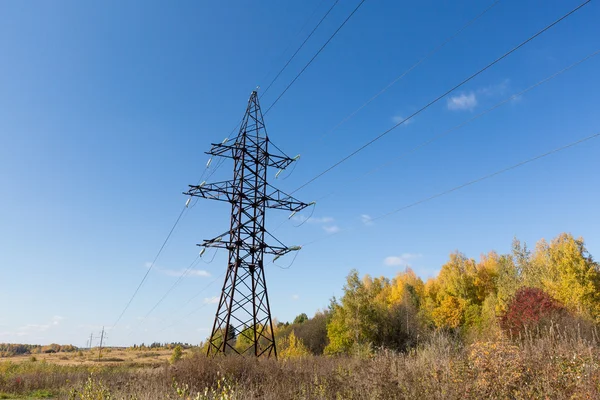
[291,215,334,224]
[203,296,219,304]
[447,92,477,111]
[145,262,210,278]
[291,294,300,301]
[323,225,340,234]
[163,268,211,278]
[360,214,374,226]
[383,253,422,267]
[478,79,510,97]
[391,115,414,125]
[17,316,64,334]
[292,215,339,234]
[19,324,50,333]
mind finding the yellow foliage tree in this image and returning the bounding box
[431,295,467,329]
[533,234,600,321]
[278,331,310,359]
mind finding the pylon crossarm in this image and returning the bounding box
[206,144,296,171]
[267,154,295,170]
[264,186,311,212]
[184,181,233,203]
[206,142,239,159]
[198,231,230,251]
[198,232,291,256]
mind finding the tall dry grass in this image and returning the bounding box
[1,330,599,399]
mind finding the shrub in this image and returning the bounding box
[501,287,565,337]
[170,345,183,364]
[68,376,112,400]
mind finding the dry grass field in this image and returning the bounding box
[1,333,600,399]
[5,348,176,367]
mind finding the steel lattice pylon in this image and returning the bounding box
[184,91,309,357]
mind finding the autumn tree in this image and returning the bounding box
[532,234,600,322]
[500,287,565,337]
[277,331,310,359]
[277,310,329,355]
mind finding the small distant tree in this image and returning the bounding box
[278,331,310,359]
[293,313,308,325]
[170,345,183,364]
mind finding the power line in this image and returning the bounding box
[264,0,368,116]
[301,131,600,248]
[159,258,281,333]
[157,272,225,333]
[111,204,188,329]
[205,0,347,160]
[315,48,600,202]
[318,0,500,142]
[372,132,600,222]
[129,254,202,335]
[260,0,329,86]
[289,0,590,195]
[261,0,341,99]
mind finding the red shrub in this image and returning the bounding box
[501,287,565,336]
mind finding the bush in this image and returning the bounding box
[170,345,183,364]
[68,376,112,400]
[501,287,565,337]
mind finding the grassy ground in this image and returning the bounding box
[4,348,174,367]
[1,336,599,399]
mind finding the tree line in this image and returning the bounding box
[271,232,600,356]
[0,343,77,357]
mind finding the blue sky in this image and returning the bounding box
[1,0,599,347]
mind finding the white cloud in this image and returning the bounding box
[17,316,65,334]
[291,215,334,224]
[144,262,210,278]
[186,270,211,277]
[323,225,340,234]
[291,294,300,301]
[360,214,374,226]
[292,215,339,233]
[391,115,414,125]
[383,253,422,267]
[162,268,211,277]
[447,92,477,111]
[19,324,50,332]
[203,296,219,304]
[478,79,510,97]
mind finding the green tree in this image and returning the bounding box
[170,345,183,364]
[235,325,256,354]
[293,313,309,324]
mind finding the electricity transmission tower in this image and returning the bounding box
[184,90,309,358]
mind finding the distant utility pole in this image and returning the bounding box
[89,332,94,350]
[185,90,310,358]
[98,327,105,361]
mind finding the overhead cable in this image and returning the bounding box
[289,1,590,195]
